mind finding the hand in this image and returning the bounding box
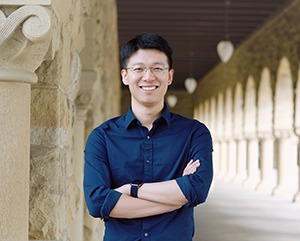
[115,183,130,195]
[182,159,200,176]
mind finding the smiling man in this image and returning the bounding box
[84,33,213,241]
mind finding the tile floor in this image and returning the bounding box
[193,178,300,241]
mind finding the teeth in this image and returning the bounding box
[142,86,156,91]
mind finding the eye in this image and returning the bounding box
[132,67,144,73]
[153,67,164,72]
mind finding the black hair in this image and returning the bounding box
[121,33,173,69]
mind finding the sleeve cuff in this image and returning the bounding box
[176,175,199,207]
[101,190,122,220]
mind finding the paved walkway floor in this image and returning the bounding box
[193,178,300,241]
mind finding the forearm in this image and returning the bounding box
[138,180,188,206]
[109,193,181,219]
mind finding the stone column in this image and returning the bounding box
[273,135,295,198]
[294,143,300,202]
[0,4,51,241]
[233,139,247,184]
[225,140,237,181]
[273,57,295,198]
[243,137,260,188]
[256,137,275,193]
[69,104,90,241]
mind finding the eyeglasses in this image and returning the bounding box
[126,65,169,75]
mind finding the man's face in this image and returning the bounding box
[121,49,174,108]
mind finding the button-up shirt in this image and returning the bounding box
[84,105,213,241]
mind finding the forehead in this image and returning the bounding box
[128,49,168,66]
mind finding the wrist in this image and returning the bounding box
[130,180,144,198]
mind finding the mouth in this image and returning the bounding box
[140,86,158,91]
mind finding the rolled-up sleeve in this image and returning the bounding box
[176,123,213,207]
[83,127,121,220]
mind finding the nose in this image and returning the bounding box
[143,67,155,74]
[142,67,156,80]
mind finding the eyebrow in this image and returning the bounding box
[131,62,165,66]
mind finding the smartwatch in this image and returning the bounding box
[130,180,144,198]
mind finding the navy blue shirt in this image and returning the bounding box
[84,105,213,241]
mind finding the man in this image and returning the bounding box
[84,33,213,241]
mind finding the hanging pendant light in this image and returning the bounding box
[185,32,197,94]
[217,0,234,63]
[217,40,234,63]
[167,95,178,108]
[184,77,197,94]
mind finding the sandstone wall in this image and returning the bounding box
[28,0,120,240]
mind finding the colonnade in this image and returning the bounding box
[196,57,300,202]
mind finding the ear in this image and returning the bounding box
[121,69,129,85]
[168,69,174,85]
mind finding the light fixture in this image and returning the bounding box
[184,30,198,94]
[167,95,178,108]
[184,77,197,94]
[217,0,234,63]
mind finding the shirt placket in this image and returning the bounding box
[142,131,153,238]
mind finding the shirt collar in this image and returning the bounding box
[124,103,172,129]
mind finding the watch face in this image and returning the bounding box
[132,180,143,186]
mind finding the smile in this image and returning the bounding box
[141,86,157,91]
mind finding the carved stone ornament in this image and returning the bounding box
[0,5,52,84]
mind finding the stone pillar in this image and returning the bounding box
[256,138,275,192]
[232,83,246,184]
[69,105,90,241]
[294,144,300,202]
[224,88,236,181]
[256,68,275,193]
[273,136,295,197]
[233,139,247,184]
[243,138,260,188]
[0,4,51,241]
[218,141,228,178]
[243,76,259,188]
[273,57,295,198]
[225,140,237,181]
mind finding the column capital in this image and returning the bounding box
[75,92,92,121]
[274,129,293,139]
[0,4,52,84]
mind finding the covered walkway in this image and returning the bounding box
[194,178,300,241]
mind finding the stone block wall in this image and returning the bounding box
[27,0,120,240]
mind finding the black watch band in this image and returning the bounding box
[130,180,144,198]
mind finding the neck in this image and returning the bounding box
[131,101,164,130]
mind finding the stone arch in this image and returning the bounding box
[244,76,257,137]
[233,82,243,138]
[225,87,236,180]
[216,92,224,139]
[294,64,300,202]
[216,92,227,177]
[256,67,276,192]
[274,57,294,135]
[204,99,210,126]
[224,87,233,138]
[295,64,300,132]
[233,82,247,183]
[244,76,260,187]
[273,57,297,197]
[210,96,217,136]
[257,68,273,137]
[198,103,204,122]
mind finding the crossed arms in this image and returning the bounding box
[110,159,200,219]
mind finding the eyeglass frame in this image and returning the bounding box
[125,65,169,75]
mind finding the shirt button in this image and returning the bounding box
[144,233,148,237]
[147,136,150,139]
[146,160,150,163]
